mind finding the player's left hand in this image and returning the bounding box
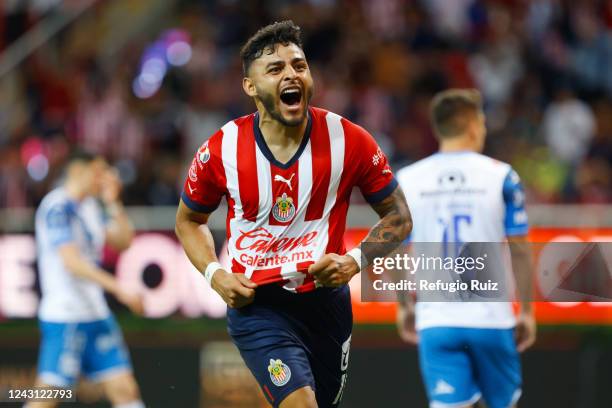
[515,312,536,352]
[308,253,359,287]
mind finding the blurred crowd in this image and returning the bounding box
[1,0,611,209]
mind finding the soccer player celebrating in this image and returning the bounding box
[396,89,536,408]
[31,153,144,408]
[176,21,411,408]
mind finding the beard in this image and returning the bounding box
[256,85,313,127]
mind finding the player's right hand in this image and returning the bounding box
[396,304,418,345]
[211,269,258,308]
[117,289,145,316]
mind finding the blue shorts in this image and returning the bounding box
[418,327,521,408]
[37,316,132,386]
[227,284,352,408]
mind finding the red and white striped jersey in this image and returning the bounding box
[182,107,397,292]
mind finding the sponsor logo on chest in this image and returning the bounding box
[235,227,317,254]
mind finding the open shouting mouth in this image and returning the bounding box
[280,86,303,112]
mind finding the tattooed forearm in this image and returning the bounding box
[361,186,412,264]
[366,186,412,242]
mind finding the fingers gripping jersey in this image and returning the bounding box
[182,107,397,292]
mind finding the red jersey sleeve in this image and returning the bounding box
[343,119,398,204]
[181,130,226,213]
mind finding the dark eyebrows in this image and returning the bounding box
[265,60,284,70]
[264,56,307,67]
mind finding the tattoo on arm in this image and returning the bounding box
[361,186,412,264]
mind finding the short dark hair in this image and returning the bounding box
[430,89,483,139]
[67,149,97,165]
[240,20,303,75]
[61,150,98,180]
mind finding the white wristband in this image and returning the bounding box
[204,262,223,284]
[345,247,362,272]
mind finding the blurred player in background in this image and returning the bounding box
[176,20,411,408]
[29,152,144,408]
[396,89,536,408]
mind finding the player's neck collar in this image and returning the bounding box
[253,111,312,169]
[435,150,474,155]
[61,185,85,204]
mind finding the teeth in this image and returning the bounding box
[282,89,300,95]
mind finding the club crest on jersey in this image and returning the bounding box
[272,193,296,222]
[268,359,291,386]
